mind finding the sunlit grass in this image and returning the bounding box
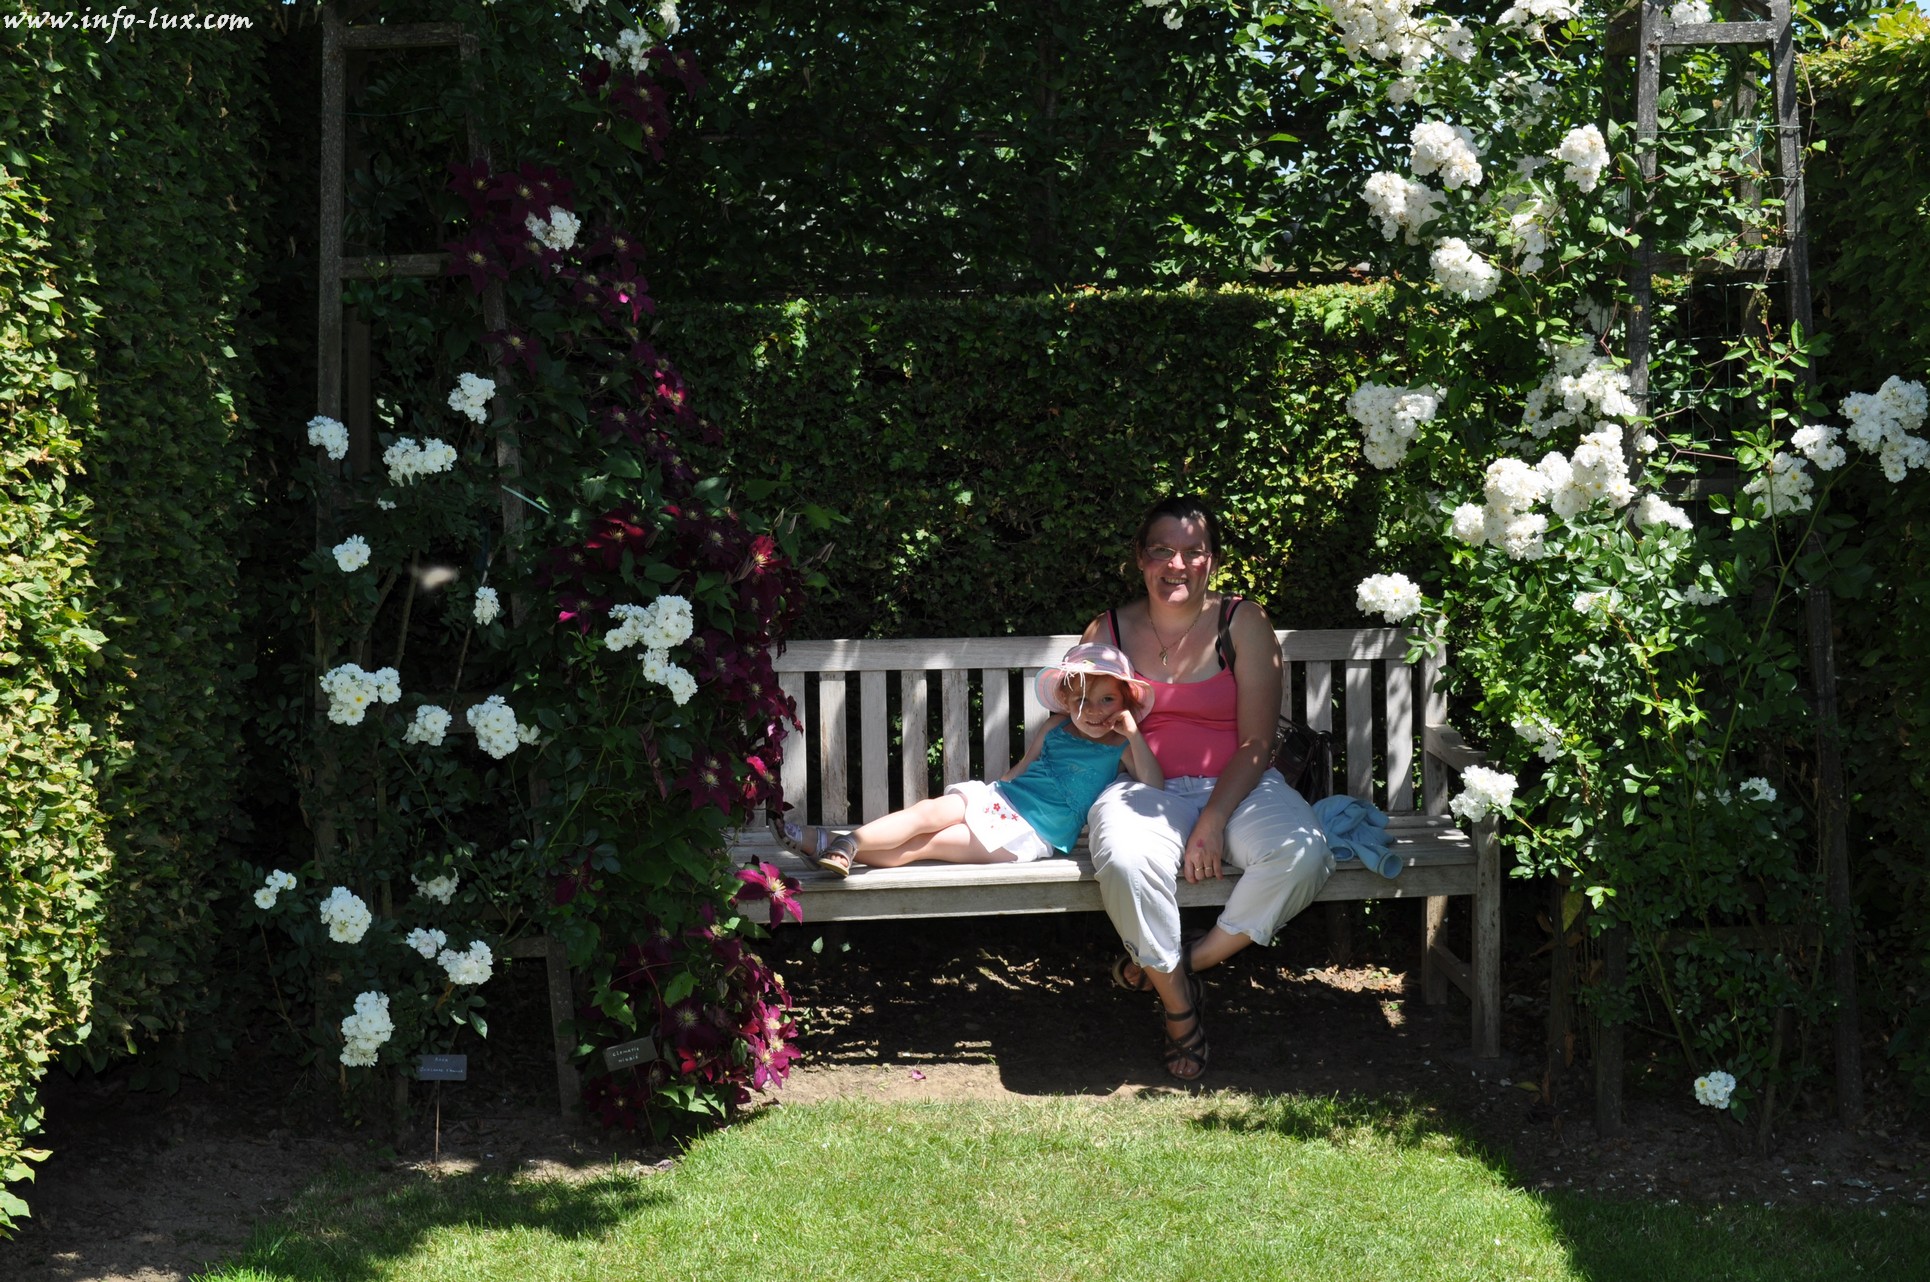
[200,1093,1926,1282]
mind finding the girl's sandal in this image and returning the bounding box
[769,816,835,862]
[817,834,857,879]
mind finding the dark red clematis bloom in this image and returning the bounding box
[733,861,802,926]
[484,326,541,376]
[447,160,495,218]
[666,47,707,97]
[444,231,508,293]
[676,751,736,814]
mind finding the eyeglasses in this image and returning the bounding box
[1141,544,1212,566]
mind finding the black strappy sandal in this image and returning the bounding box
[1157,955,1208,1081]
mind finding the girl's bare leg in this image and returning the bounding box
[858,819,1016,867]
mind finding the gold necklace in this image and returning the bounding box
[1147,601,1208,668]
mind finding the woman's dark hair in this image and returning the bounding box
[1132,494,1221,559]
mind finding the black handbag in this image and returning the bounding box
[1274,716,1335,801]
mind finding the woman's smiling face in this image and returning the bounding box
[1138,514,1214,608]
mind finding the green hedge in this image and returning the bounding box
[661,285,1426,638]
[0,34,111,1226]
[1805,11,1930,1101]
[40,12,271,1077]
[1,3,273,1221]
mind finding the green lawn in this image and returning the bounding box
[200,1093,1924,1282]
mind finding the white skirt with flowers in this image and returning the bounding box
[945,780,1053,863]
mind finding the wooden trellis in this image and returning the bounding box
[314,2,577,1119]
[1598,0,1858,1134]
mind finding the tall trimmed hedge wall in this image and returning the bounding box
[660,285,1422,639]
[1805,12,1930,1100]
[1,3,273,1217]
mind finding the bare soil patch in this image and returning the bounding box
[3,905,1925,1281]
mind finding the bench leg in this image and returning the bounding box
[1472,817,1502,1062]
[545,934,580,1119]
[1422,896,1450,1005]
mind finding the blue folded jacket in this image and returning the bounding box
[1312,794,1400,879]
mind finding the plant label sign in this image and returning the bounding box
[416,1054,469,1081]
[603,1037,658,1071]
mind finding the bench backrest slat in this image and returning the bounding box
[860,670,890,820]
[1345,659,1375,799]
[773,628,1440,829]
[902,670,931,805]
[1385,660,1415,813]
[819,673,850,825]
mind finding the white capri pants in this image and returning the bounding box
[1086,770,1334,975]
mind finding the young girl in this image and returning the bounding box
[769,643,1164,877]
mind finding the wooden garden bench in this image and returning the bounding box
[731,629,1503,1060]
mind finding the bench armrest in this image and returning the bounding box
[1423,723,1485,773]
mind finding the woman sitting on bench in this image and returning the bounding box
[1084,495,1335,1081]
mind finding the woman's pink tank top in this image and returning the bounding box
[1140,668,1239,778]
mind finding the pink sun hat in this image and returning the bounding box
[1034,642,1155,716]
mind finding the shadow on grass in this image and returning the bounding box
[1189,1089,1502,1162]
[210,1167,665,1281]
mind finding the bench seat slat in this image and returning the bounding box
[779,628,1415,672]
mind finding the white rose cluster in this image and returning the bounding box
[1635,494,1693,531]
[1510,713,1563,762]
[1410,121,1483,190]
[320,662,401,725]
[1449,765,1518,823]
[1681,565,1728,607]
[307,415,349,460]
[1139,0,1184,26]
[414,871,459,903]
[641,646,699,706]
[447,373,496,426]
[1669,0,1714,24]
[1693,1068,1736,1109]
[525,205,581,253]
[339,991,393,1067]
[1738,776,1777,804]
[1573,588,1621,625]
[1328,0,1471,70]
[383,436,458,486]
[1362,172,1446,245]
[254,869,297,910]
[1496,0,1578,35]
[1741,451,1815,516]
[607,596,701,704]
[1355,572,1424,623]
[473,586,502,626]
[1455,429,1635,560]
[438,940,495,987]
[1347,381,1442,468]
[1521,341,1639,439]
[332,534,371,573]
[465,694,523,759]
[1430,237,1501,302]
[1506,198,1554,274]
[405,926,448,959]
[1789,424,1846,472]
[318,885,373,945]
[1552,125,1610,193]
[403,704,452,746]
[596,24,654,71]
[1839,376,1929,482]
[606,595,695,651]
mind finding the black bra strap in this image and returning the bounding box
[1215,595,1244,670]
[1107,607,1122,647]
